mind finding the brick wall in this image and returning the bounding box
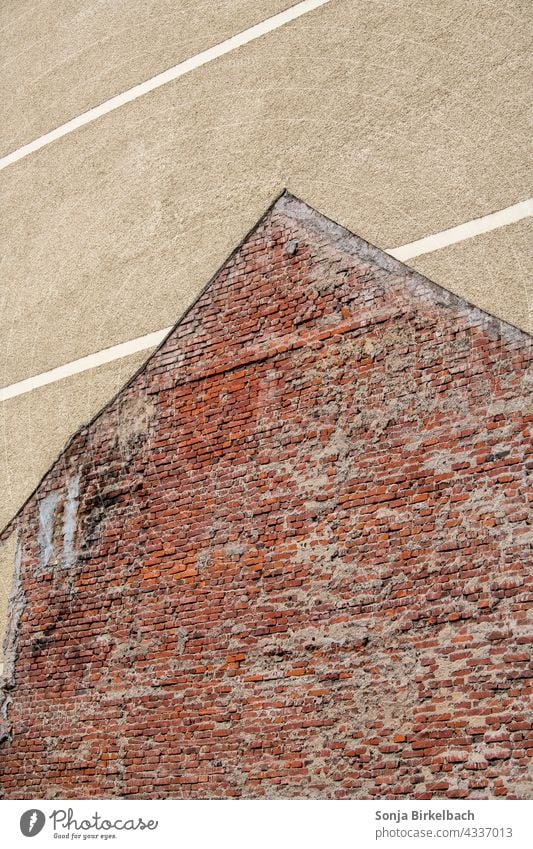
[0,193,531,799]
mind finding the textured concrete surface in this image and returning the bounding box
[1,0,531,384]
[0,0,293,155]
[0,0,531,527]
[0,351,149,532]
[411,219,533,333]
[1,197,531,798]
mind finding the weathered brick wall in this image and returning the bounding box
[0,194,531,799]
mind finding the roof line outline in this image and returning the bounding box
[1,188,531,539]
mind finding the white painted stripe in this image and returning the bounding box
[0,0,332,172]
[1,198,530,403]
[0,328,172,402]
[388,199,533,261]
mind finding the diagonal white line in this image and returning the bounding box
[0,329,172,402]
[0,0,332,172]
[0,197,530,403]
[388,198,533,261]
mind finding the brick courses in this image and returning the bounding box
[0,192,531,799]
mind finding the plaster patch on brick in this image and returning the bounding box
[37,491,61,572]
[0,536,24,748]
[115,392,156,461]
[62,474,80,569]
[0,533,19,672]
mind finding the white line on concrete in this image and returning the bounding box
[1,197,530,403]
[388,198,533,261]
[0,0,332,172]
[0,328,172,402]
